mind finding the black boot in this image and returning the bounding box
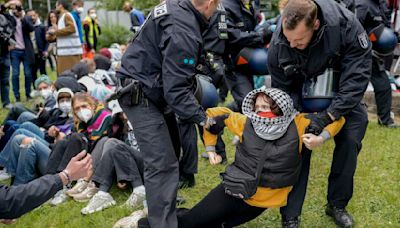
[281,216,300,228]
[178,173,195,189]
[325,204,354,228]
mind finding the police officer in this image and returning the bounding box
[267,0,371,227]
[178,5,228,188]
[222,0,269,112]
[116,0,219,227]
[355,0,398,128]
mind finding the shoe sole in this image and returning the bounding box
[74,196,96,203]
[82,200,116,215]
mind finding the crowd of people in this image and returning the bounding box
[0,0,398,228]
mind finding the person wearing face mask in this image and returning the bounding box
[45,92,112,206]
[83,8,101,57]
[116,0,221,226]
[71,0,84,45]
[175,88,345,228]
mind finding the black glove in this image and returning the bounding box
[305,111,333,135]
[207,114,229,135]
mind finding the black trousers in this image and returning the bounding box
[280,104,369,217]
[120,96,179,228]
[92,138,144,192]
[31,54,47,85]
[225,70,254,112]
[46,133,88,174]
[370,57,394,125]
[178,183,266,228]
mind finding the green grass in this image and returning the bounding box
[1,70,400,227]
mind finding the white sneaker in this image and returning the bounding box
[113,209,147,228]
[73,181,98,202]
[81,191,116,215]
[50,188,69,206]
[0,169,11,181]
[125,186,146,209]
[66,179,88,197]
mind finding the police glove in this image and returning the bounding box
[305,111,333,135]
[206,114,230,135]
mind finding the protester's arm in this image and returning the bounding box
[55,14,76,37]
[0,151,92,219]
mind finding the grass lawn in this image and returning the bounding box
[0,70,399,227]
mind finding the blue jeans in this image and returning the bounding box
[0,53,10,106]
[11,136,51,185]
[16,111,37,124]
[0,126,48,173]
[11,49,32,100]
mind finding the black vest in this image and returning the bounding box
[234,119,301,189]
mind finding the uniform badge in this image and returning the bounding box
[358,32,369,50]
[154,3,168,18]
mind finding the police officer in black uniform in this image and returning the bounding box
[116,0,220,227]
[355,0,398,128]
[267,0,371,227]
[222,0,268,112]
[178,4,228,189]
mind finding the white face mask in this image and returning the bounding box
[59,101,71,114]
[77,7,84,14]
[77,108,93,123]
[40,89,53,99]
[90,13,97,19]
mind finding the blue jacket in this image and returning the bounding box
[71,10,83,44]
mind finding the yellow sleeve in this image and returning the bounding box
[323,117,346,138]
[203,107,247,151]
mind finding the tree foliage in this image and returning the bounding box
[96,0,160,12]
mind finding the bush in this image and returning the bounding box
[98,25,131,49]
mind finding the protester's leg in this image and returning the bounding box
[0,134,26,176]
[46,138,69,174]
[178,183,265,228]
[16,112,37,124]
[10,50,21,101]
[280,149,312,218]
[121,99,179,228]
[2,103,32,125]
[92,139,118,192]
[19,122,45,140]
[327,104,368,208]
[57,133,87,172]
[0,55,11,107]
[0,121,19,151]
[90,137,109,172]
[13,137,51,185]
[23,53,33,98]
[370,60,394,125]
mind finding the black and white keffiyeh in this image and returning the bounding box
[242,87,298,140]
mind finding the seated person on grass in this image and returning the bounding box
[176,87,345,228]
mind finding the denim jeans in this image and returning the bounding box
[11,136,51,185]
[11,49,32,100]
[0,53,11,106]
[2,103,32,124]
[0,126,48,173]
[16,111,37,124]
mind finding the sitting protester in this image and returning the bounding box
[54,76,86,93]
[46,92,112,205]
[175,88,346,228]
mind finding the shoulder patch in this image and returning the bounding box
[217,3,226,12]
[154,3,168,18]
[358,32,369,50]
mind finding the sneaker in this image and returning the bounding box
[50,188,69,206]
[113,209,147,228]
[73,182,98,202]
[81,191,116,215]
[0,169,11,181]
[125,186,146,209]
[66,179,88,197]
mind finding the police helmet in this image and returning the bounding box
[235,47,269,76]
[369,24,398,55]
[194,74,219,109]
[301,68,336,113]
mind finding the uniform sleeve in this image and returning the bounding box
[0,174,63,219]
[327,17,372,120]
[161,31,206,125]
[203,107,246,151]
[55,14,76,37]
[225,9,264,48]
[355,4,369,26]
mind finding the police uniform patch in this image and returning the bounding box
[358,32,369,49]
[154,3,168,18]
